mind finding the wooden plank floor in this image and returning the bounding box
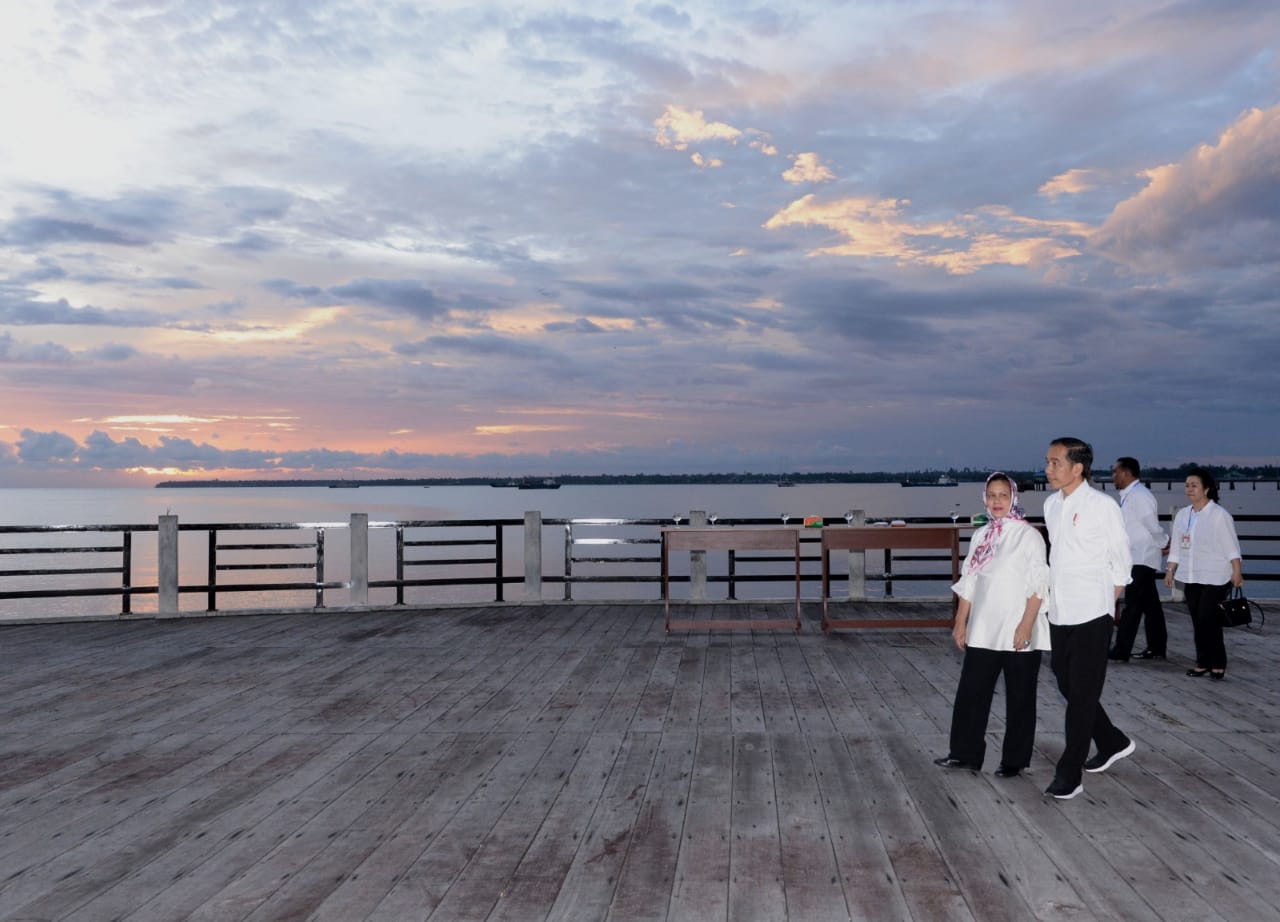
[2,601,1279,921]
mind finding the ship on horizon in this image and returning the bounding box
[900,474,959,487]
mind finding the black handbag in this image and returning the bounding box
[1217,587,1264,628]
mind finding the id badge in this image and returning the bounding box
[1180,532,1191,550]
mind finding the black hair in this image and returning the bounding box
[1186,465,1220,502]
[1115,456,1140,479]
[1051,436,1093,480]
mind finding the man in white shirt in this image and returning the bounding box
[1042,437,1135,800]
[1109,457,1168,661]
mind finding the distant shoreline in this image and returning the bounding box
[154,473,991,489]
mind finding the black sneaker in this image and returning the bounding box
[1084,740,1136,773]
[933,756,980,770]
[1044,777,1083,799]
[1134,650,1165,660]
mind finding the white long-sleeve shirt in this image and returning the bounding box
[951,520,1051,652]
[1044,481,1131,625]
[1166,501,1241,586]
[1118,480,1166,570]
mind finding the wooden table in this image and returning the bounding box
[820,525,960,631]
[661,527,802,632]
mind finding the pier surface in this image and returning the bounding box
[1,602,1278,921]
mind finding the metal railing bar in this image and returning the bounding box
[0,546,125,555]
[216,563,317,571]
[403,538,495,547]
[403,557,497,567]
[0,586,157,600]
[0,566,126,577]
[215,542,318,551]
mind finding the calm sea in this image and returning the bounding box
[6,479,1280,526]
[3,481,1277,618]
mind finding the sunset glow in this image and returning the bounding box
[1,3,1277,484]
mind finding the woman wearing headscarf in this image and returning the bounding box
[934,472,1051,778]
[1165,467,1243,680]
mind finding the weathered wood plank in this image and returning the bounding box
[0,602,1278,922]
[668,731,733,921]
[727,731,786,922]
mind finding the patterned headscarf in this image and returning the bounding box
[966,471,1026,574]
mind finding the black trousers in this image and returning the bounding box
[1049,615,1130,784]
[947,646,1042,770]
[1111,565,1167,657]
[1184,582,1230,670]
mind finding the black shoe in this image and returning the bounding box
[933,757,980,770]
[1084,739,1136,773]
[1107,649,1130,662]
[1187,667,1210,678]
[1044,777,1083,799]
[1134,649,1165,660]
[994,764,1022,778]
[1210,670,1226,681]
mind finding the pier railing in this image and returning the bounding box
[1,511,1277,621]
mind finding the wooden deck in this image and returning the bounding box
[1,601,1278,921]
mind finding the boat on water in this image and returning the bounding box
[517,477,561,490]
[776,480,796,487]
[489,480,520,488]
[900,475,959,487]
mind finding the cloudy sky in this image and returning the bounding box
[2,0,1278,485]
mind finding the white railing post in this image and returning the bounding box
[524,511,542,601]
[689,510,707,600]
[847,509,866,600]
[158,514,179,616]
[349,513,369,606]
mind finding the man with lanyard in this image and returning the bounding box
[1042,437,1135,799]
[1109,457,1169,662]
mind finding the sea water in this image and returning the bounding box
[2,481,1277,618]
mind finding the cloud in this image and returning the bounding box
[0,332,74,364]
[219,232,283,254]
[1093,105,1280,271]
[0,294,166,327]
[653,105,743,151]
[782,152,835,184]
[0,217,147,248]
[764,195,1086,274]
[17,429,80,462]
[1039,168,1100,199]
[690,152,723,168]
[89,343,140,361]
[330,279,449,319]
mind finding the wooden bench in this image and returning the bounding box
[660,527,802,632]
[821,525,960,631]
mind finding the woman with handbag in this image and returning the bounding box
[934,472,1050,777]
[1164,467,1243,680]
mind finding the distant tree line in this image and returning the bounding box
[154,462,1280,489]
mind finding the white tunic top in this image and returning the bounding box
[951,520,1051,652]
[1167,500,1241,586]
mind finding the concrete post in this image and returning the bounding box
[689,510,707,600]
[158,514,179,616]
[524,511,542,601]
[847,509,866,600]
[1168,504,1183,603]
[349,513,369,606]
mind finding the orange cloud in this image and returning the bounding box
[1039,168,1100,199]
[653,105,743,151]
[765,195,1084,274]
[782,152,835,184]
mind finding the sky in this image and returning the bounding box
[1,0,1279,486]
